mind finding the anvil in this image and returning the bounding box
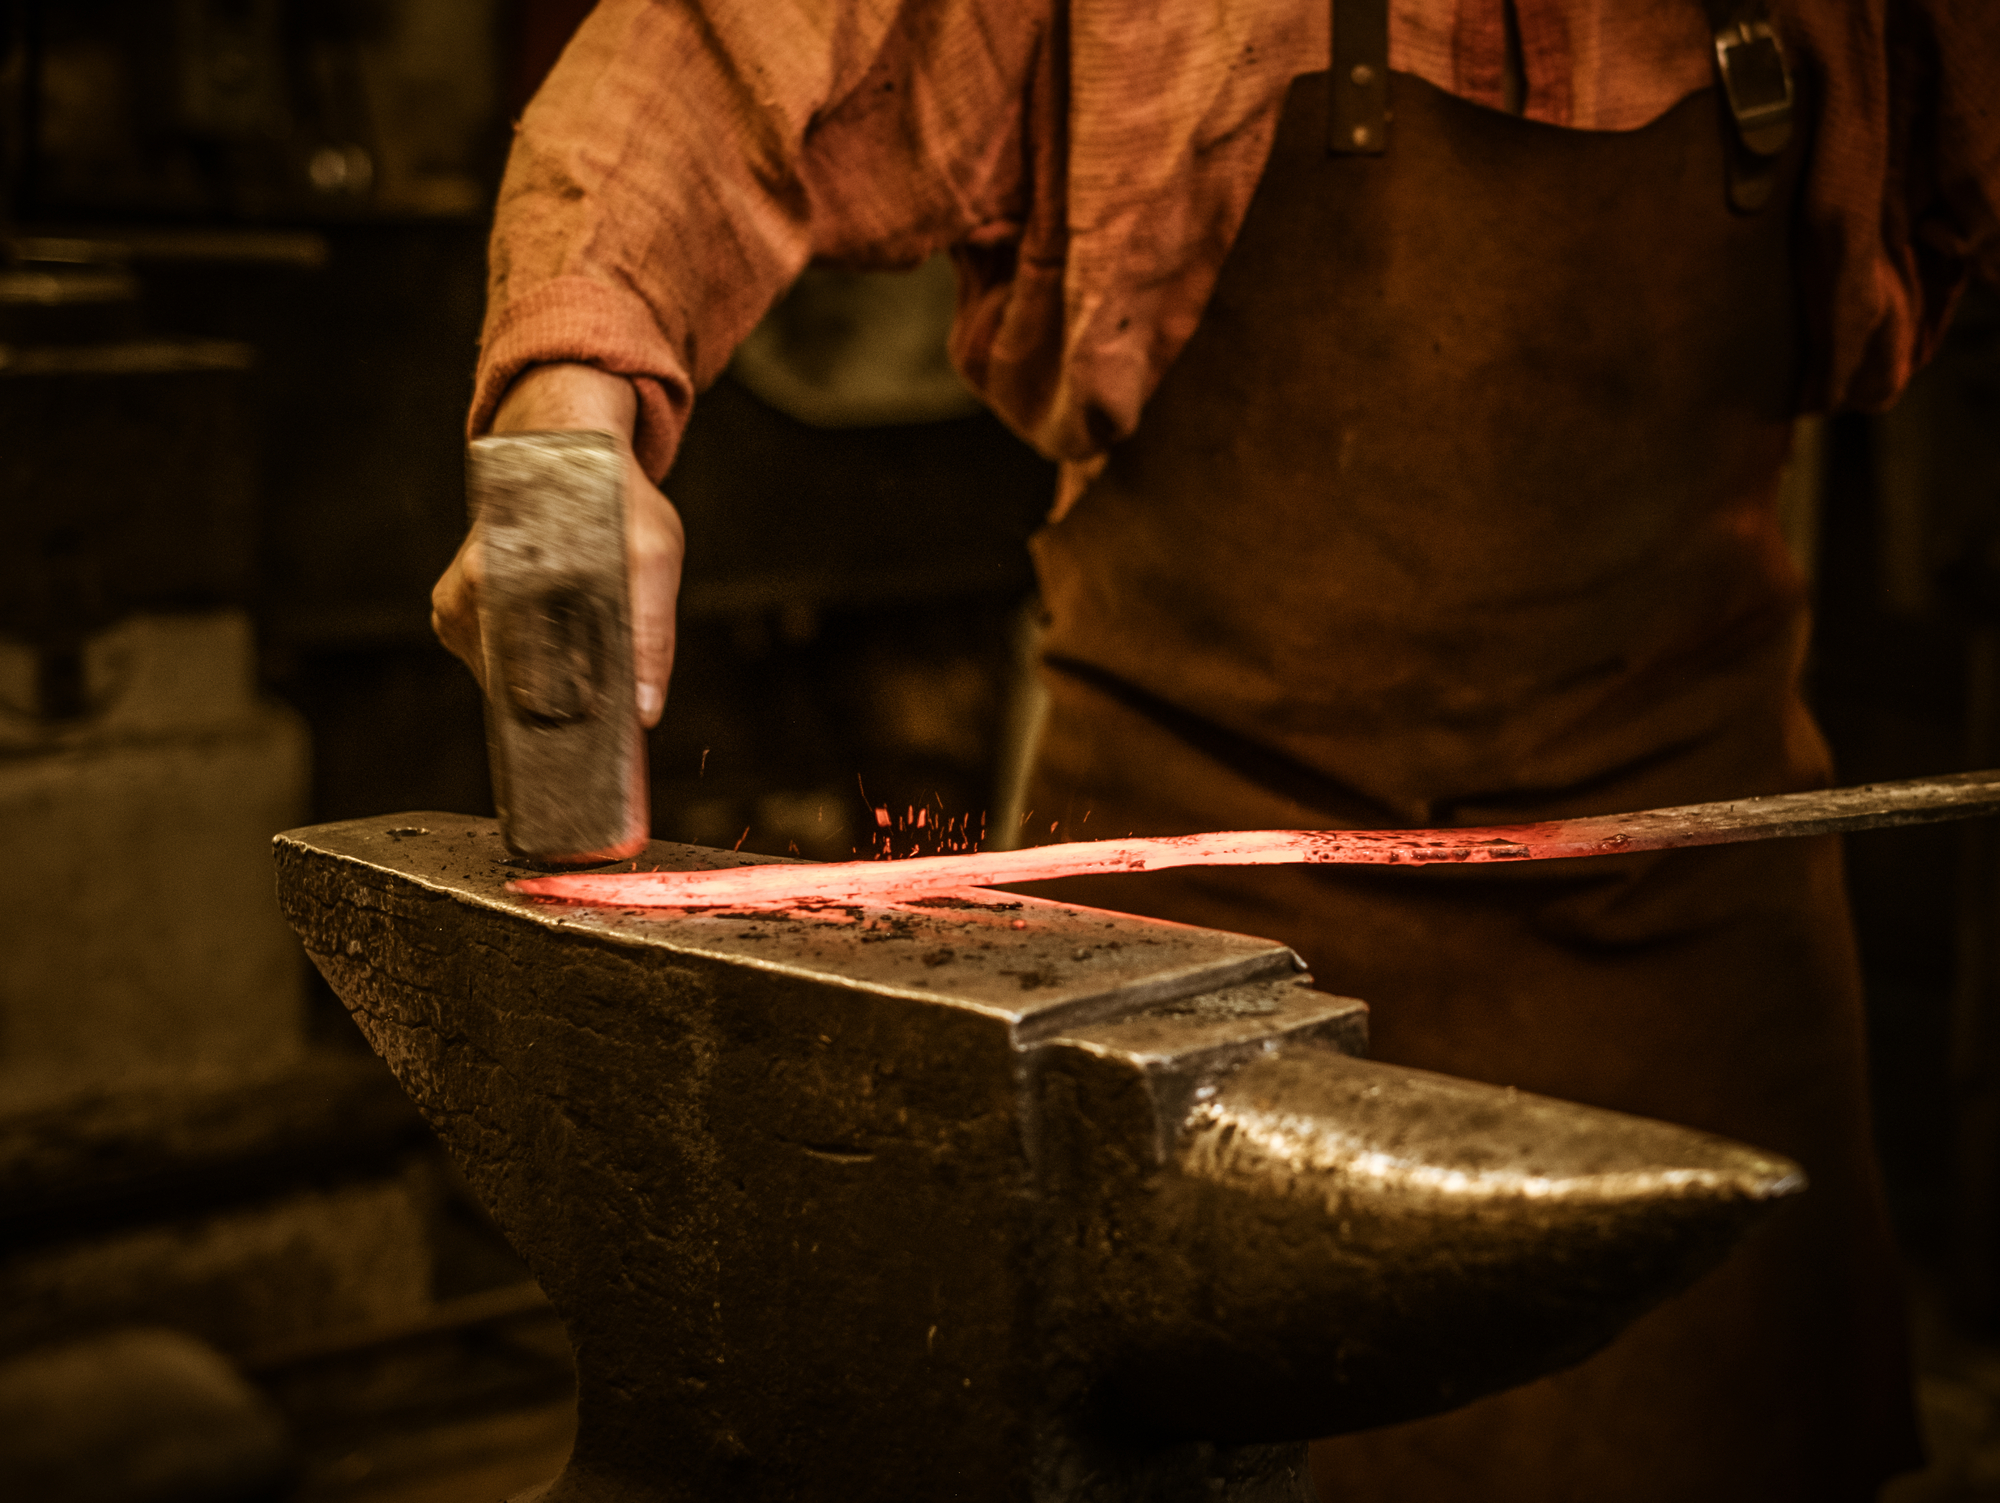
[274,814,1802,1503]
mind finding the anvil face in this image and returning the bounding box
[275,814,1800,1503]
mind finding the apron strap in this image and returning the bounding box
[1327,0,1389,155]
[1328,0,1795,214]
[1702,0,1796,212]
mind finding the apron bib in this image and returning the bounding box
[1022,70,1920,1501]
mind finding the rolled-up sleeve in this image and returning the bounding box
[472,0,1047,478]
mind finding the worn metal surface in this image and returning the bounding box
[275,813,1803,1503]
[467,431,646,863]
[511,765,2000,907]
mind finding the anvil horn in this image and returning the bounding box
[1044,1033,1799,1443]
[274,814,1802,1503]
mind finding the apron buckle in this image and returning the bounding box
[1713,18,1794,157]
[1705,4,1796,213]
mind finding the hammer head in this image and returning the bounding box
[467,430,648,863]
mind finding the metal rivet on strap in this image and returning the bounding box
[1329,0,1389,155]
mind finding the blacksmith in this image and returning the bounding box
[431,2,2000,1495]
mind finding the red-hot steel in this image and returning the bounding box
[508,769,2000,912]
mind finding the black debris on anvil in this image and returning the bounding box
[998,968,1061,991]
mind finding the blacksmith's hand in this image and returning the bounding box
[431,363,685,729]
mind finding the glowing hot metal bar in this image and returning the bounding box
[509,768,2000,910]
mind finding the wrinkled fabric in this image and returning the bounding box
[475,0,2000,481]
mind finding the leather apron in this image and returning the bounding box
[1021,72,1922,1501]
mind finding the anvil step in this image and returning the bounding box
[274,813,1802,1503]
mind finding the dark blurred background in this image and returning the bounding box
[1,3,1998,1499]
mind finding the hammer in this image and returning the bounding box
[466,431,648,863]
